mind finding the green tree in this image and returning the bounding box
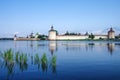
[56,30,58,35]
[65,31,69,35]
[38,35,47,40]
[89,33,95,40]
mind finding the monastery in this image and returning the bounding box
[14,26,115,41]
[48,26,115,40]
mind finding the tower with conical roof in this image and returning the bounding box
[48,26,57,40]
[14,34,17,40]
[108,28,115,39]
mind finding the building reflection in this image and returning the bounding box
[14,41,116,57]
[48,41,96,52]
[48,41,117,55]
[107,43,115,55]
[63,41,82,51]
[49,41,57,55]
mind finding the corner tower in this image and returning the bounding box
[48,26,57,40]
[108,28,115,39]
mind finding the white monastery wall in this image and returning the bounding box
[56,35,88,40]
[94,35,107,39]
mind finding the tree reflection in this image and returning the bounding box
[88,42,95,51]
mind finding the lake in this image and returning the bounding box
[0,40,120,80]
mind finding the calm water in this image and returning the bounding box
[0,40,120,80]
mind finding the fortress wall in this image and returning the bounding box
[48,27,115,40]
[56,35,108,40]
[94,35,107,39]
[14,38,40,41]
[56,35,88,40]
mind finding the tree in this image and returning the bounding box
[89,33,95,40]
[56,30,58,35]
[38,35,47,40]
[65,31,69,35]
[35,32,40,38]
[30,32,34,38]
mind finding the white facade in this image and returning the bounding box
[48,27,115,40]
[48,30,56,40]
[56,35,88,40]
[94,35,107,39]
[108,30,115,39]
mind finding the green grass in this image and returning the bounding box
[51,55,57,66]
[19,53,27,64]
[15,51,19,63]
[0,49,57,73]
[34,53,40,65]
[41,53,48,64]
[4,49,14,63]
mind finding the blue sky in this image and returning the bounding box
[0,0,120,37]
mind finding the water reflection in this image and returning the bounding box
[48,41,95,51]
[48,41,120,55]
[19,53,28,72]
[50,55,57,73]
[13,41,119,56]
[34,53,41,70]
[41,53,48,72]
[107,43,114,55]
[88,42,95,51]
[0,49,57,79]
[49,41,57,55]
[30,41,33,48]
[1,41,120,79]
[13,41,120,56]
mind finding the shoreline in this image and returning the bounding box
[0,38,120,42]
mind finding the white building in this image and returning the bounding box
[48,26,115,40]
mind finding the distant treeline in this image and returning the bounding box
[0,38,14,40]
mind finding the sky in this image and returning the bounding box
[0,0,120,37]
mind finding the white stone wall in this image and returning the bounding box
[56,35,88,40]
[48,28,109,40]
[94,35,107,39]
[55,35,108,40]
[14,38,40,41]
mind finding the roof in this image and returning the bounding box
[108,28,114,32]
[49,26,56,32]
